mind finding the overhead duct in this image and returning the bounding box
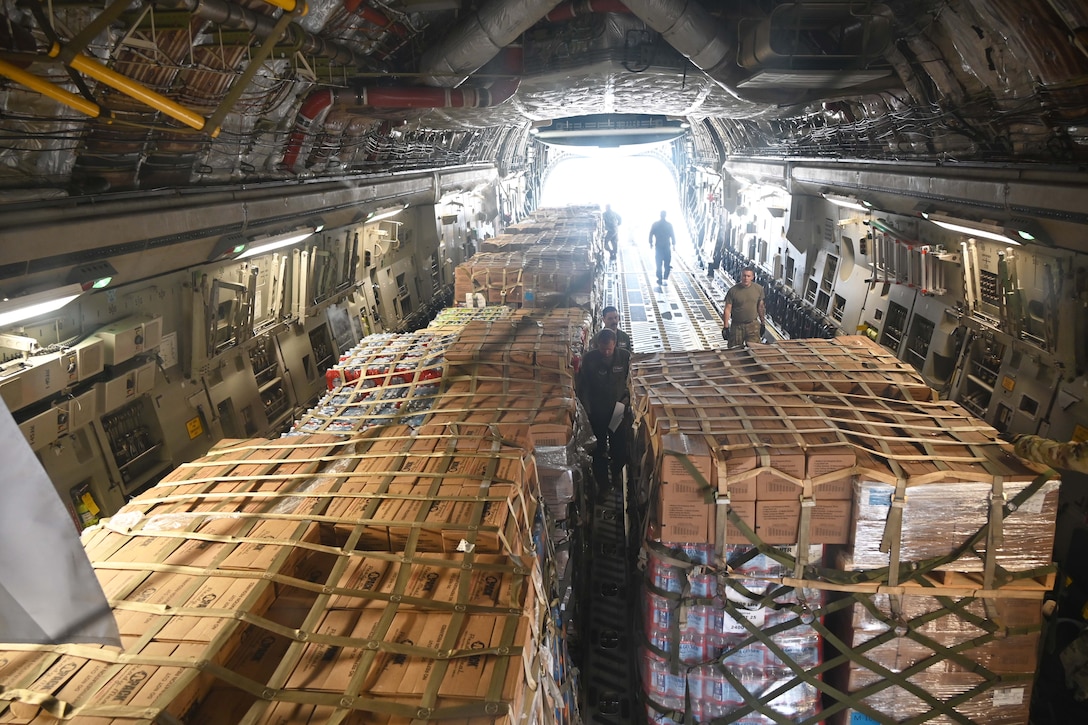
[281,79,521,168]
[154,0,372,68]
[545,0,632,22]
[343,0,408,37]
[419,0,563,87]
[616,0,734,81]
[620,0,896,105]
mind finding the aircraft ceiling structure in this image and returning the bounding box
[0,0,1085,197]
[0,0,1086,297]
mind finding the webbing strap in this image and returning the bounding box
[984,475,1005,591]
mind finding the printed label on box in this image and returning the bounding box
[850,713,881,725]
[722,607,766,633]
[992,687,1025,707]
[867,490,892,507]
[1019,492,1046,514]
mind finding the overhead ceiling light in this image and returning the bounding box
[822,193,870,212]
[66,261,117,291]
[921,213,1020,245]
[236,228,318,260]
[533,113,688,148]
[366,204,407,223]
[1008,218,1052,245]
[0,284,85,328]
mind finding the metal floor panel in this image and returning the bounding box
[582,236,746,724]
[581,488,638,725]
[606,243,729,353]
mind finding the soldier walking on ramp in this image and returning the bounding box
[649,211,675,287]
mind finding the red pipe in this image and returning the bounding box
[280,78,520,168]
[545,0,631,22]
[350,77,520,109]
[281,88,335,169]
[342,0,408,37]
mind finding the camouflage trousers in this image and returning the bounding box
[1012,433,1088,474]
[728,320,761,348]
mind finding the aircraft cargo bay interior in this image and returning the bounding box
[0,2,1087,724]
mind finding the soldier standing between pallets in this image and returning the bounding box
[577,328,632,496]
[602,204,621,265]
[591,305,632,353]
[650,210,675,286]
[722,265,767,347]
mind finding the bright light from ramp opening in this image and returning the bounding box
[540,153,692,259]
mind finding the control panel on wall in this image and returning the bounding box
[99,396,169,495]
[248,336,290,428]
[94,314,163,366]
[308,324,334,378]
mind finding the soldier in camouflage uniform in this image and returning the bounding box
[1008,433,1088,474]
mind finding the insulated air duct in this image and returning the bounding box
[155,0,371,68]
[545,0,631,22]
[419,0,563,87]
[621,0,895,105]
[281,79,521,168]
[343,0,408,37]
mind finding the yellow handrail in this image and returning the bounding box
[49,44,206,131]
[261,0,307,15]
[0,58,100,118]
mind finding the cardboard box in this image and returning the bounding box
[528,422,573,449]
[802,432,856,490]
[0,651,49,690]
[218,520,318,573]
[284,609,414,694]
[9,656,110,719]
[717,433,805,501]
[113,570,196,638]
[162,517,247,570]
[156,577,273,644]
[722,500,759,547]
[756,499,852,545]
[439,482,531,555]
[657,474,711,544]
[83,642,207,722]
[756,500,803,544]
[374,555,518,610]
[369,613,444,697]
[661,434,714,490]
[439,615,530,702]
[326,556,392,609]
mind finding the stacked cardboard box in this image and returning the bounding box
[0,428,550,724]
[0,434,341,723]
[848,472,1059,572]
[631,337,1058,725]
[455,207,599,309]
[454,253,595,308]
[444,310,589,385]
[425,379,580,517]
[440,307,589,518]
